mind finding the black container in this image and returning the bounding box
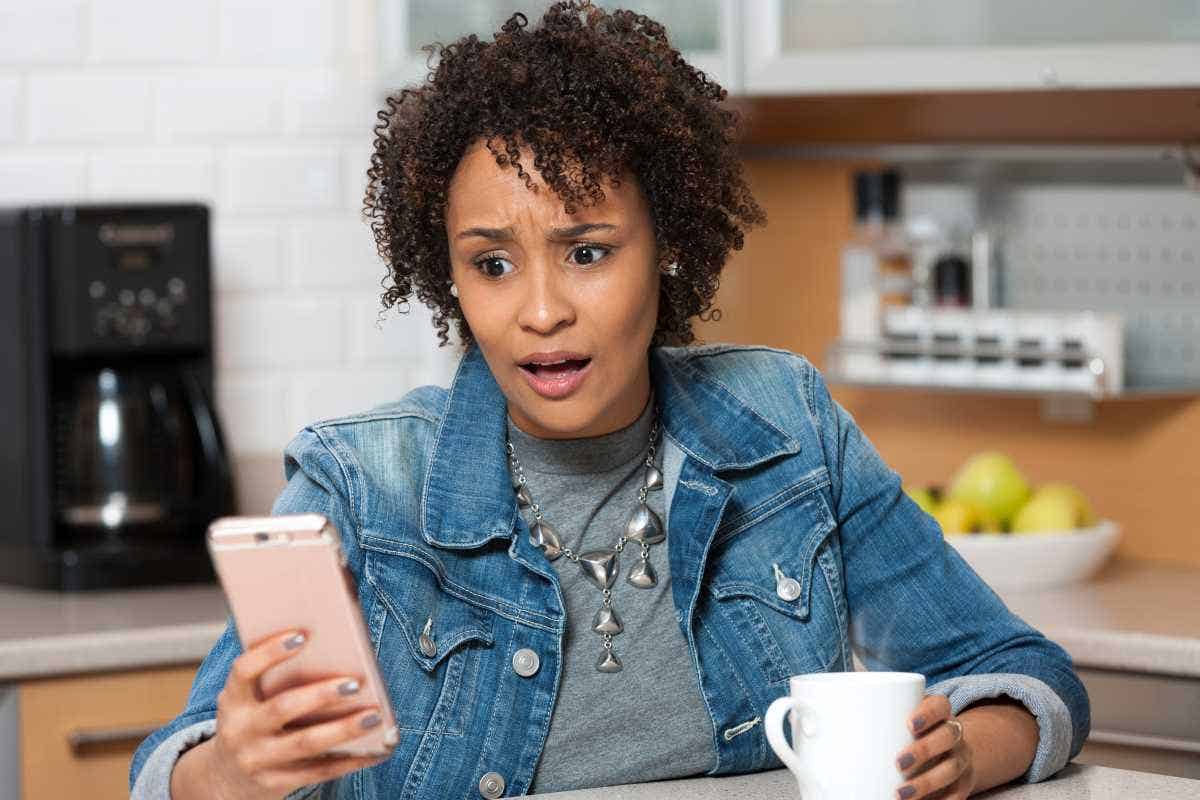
[0,204,234,590]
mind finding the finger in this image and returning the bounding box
[256,752,389,795]
[264,707,388,764]
[908,694,952,736]
[897,718,962,777]
[225,629,308,703]
[896,748,968,800]
[258,675,368,732]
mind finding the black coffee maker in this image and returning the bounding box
[1,204,235,590]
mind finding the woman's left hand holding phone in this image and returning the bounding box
[170,629,391,800]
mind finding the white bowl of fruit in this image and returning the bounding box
[904,452,1121,591]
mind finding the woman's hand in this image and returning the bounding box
[894,695,975,800]
[172,629,391,800]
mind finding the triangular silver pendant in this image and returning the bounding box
[627,557,657,588]
[596,648,623,673]
[592,605,624,635]
[579,549,618,590]
[530,521,563,561]
[624,503,665,544]
[643,464,663,491]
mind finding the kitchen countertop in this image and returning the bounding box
[998,559,1200,679]
[0,582,227,681]
[529,763,1197,799]
[1,558,1197,682]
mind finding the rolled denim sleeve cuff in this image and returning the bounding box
[130,718,216,799]
[927,672,1073,784]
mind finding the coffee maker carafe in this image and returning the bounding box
[1,204,235,590]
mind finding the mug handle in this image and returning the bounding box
[765,695,821,797]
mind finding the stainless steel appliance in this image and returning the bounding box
[1,203,234,590]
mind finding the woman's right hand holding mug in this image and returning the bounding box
[171,629,390,800]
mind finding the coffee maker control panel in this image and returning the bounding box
[87,276,189,343]
[46,205,211,355]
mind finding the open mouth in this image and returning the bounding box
[518,357,592,377]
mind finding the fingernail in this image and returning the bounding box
[361,712,382,729]
[897,785,917,800]
[338,679,360,696]
[283,632,306,650]
[897,753,916,771]
[910,715,926,733]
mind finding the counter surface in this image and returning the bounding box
[529,763,1198,799]
[1,558,1197,681]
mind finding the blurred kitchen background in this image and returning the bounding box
[1,1,1199,798]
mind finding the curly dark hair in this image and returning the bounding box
[364,0,766,347]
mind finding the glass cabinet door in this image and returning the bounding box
[744,0,1200,93]
[378,0,741,94]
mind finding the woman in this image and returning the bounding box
[132,3,1088,798]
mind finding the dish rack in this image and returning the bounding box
[827,307,1125,398]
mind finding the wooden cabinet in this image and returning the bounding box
[18,664,198,800]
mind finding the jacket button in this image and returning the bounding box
[512,648,540,677]
[478,771,506,798]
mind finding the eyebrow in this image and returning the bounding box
[455,222,618,242]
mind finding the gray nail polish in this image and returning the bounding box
[283,632,306,650]
[361,712,382,729]
[898,785,917,800]
[338,679,360,696]
[897,753,916,771]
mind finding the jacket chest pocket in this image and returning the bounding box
[704,468,843,684]
[361,544,495,737]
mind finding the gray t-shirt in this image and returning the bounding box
[506,400,716,794]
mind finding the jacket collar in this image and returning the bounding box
[421,344,799,549]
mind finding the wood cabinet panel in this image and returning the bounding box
[19,664,198,800]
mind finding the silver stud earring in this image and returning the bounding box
[449,282,459,298]
[660,262,679,277]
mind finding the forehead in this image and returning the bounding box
[446,138,642,226]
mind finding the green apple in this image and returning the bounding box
[932,497,982,535]
[1011,491,1080,534]
[904,485,940,516]
[947,452,1031,527]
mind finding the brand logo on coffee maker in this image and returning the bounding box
[98,223,176,247]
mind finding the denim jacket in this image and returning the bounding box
[132,343,1089,799]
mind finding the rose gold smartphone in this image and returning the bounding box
[206,513,399,757]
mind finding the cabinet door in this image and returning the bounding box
[19,665,197,800]
[744,0,1200,94]
[378,0,742,93]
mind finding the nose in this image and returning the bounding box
[516,261,575,336]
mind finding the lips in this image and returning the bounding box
[517,351,593,399]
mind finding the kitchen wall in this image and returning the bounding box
[0,0,460,513]
[699,158,1200,568]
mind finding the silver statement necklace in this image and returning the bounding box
[506,408,664,674]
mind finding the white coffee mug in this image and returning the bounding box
[765,671,925,800]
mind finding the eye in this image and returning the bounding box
[473,255,515,279]
[569,244,610,267]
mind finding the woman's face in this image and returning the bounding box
[446,139,660,439]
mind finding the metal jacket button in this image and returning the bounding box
[418,617,436,657]
[479,771,506,798]
[772,563,802,602]
[512,648,540,677]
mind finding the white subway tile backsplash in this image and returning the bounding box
[0,78,20,143]
[156,73,280,139]
[213,222,285,292]
[343,142,374,211]
[87,147,217,202]
[286,366,427,436]
[224,146,341,211]
[287,217,385,289]
[0,1,86,65]
[0,154,87,203]
[28,73,151,143]
[347,293,447,366]
[283,70,376,137]
[215,371,289,455]
[219,0,338,66]
[88,0,217,64]
[216,293,345,369]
